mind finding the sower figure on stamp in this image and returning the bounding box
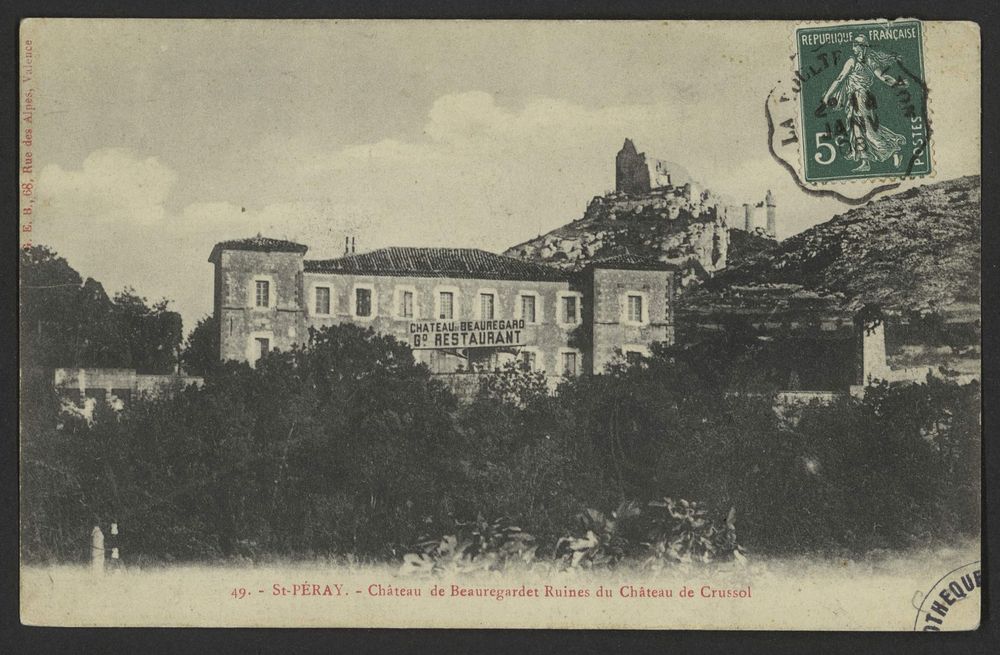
[822,35,907,172]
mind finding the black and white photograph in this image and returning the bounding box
[18,18,982,629]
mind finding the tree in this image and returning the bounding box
[20,245,95,368]
[111,288,183,374]
[22,323,464,561]
[19,245,182,373]
[181,315,219,376]
[20,310,982,563]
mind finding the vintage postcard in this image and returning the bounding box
[19,19,981,630]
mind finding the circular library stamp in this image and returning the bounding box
[912,561,981,632]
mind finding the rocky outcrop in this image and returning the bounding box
[679,176,982,320]
[506,140,779,282]
[505,185,775,286]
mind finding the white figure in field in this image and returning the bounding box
[822,35,908,172]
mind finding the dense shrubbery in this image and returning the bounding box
[399,499,744,576]
[23,325,460,562]
[20,324,981,565]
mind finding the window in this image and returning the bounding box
[439,291,454,320]
[255,280,270,308]
[355,287,372,318]
[518,347,544,373]
[247,331,274,365]
[627,295,643,323]
[352,284,377,320]
[393,286,418,320]
[561,351,578,376]
[255,337,270,362]
[520,295,537,323]
[563,295,577,324]
[621,291,649,325]
[399,290,414,318]
[480,293,495,320]
[434,286,460,321]
[314,286,331,315]
[622,345,650,367]
[476,289,499,320]
[399,291,413,319]
[249,276,276,310]
[557,291,582,327]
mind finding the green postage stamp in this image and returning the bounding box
[796,21,931,182]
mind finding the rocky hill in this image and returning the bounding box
[504,186,776,281]
[680,176,981,321]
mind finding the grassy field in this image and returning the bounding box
[21,540,980,630]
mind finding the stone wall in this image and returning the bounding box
[587,267,674,373]
[216,249,306,362]
[54,368,204,419]
[54,368,204,396]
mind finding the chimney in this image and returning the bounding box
[351,237,356,254]
[344,236,350,256]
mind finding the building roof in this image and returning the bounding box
[583,253,679,272]
[209,235,308,263]
[304,247,569,282]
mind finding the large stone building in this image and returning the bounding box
[209,236,676,379]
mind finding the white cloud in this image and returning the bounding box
[286,92,770,252]
[310,138,446,171]
[425,91,514,144]
[29,92,832,332]
[38,148,178,224]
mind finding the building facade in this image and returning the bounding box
[209,237,676,379]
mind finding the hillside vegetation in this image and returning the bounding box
[505,189,775,278]
[686,176,981,318]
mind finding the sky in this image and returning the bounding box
[23,20,980,332]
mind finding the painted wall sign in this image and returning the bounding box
[408,319,527,349]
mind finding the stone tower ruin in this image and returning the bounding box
[615,138,673,195]
[766,189,776,237]
[741,193,777,236]
[615,138,651,195]
[613,138,775,238]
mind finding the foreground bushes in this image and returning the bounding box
[20,325,981,564]
[400,499,743,576]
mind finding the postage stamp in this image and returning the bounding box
[795,20,931,183]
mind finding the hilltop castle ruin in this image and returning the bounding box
[505,139,782,279]
[615,138,673,195]
[614,138,776,238]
